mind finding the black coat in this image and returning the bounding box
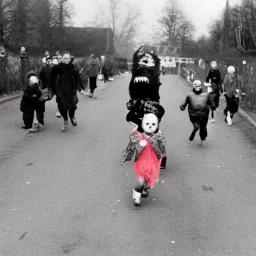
[180,90,217,117]
[39,65,51,89]
[206,69,222,95]
[48,63,81,109]
[20,84,42,112]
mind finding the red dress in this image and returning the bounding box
[133,131,162,187]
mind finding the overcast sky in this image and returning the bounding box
[70,0,241,42]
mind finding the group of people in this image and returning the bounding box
[20,51,101,133]
[180,61,243,146]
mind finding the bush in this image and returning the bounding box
[0,55,43,95]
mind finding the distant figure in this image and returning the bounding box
[206,61,222,123]
[222,66,243,126]
[39,56,53,89]
[86,54,100,98]
[161,66,165,76]
[102,58,113,83]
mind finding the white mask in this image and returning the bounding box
[29,76,39,85]
[142,113,159,134]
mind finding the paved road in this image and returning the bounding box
[0,74,256,256]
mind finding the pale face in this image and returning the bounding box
[62,53,71,64]
[138,53,155,67]
[193,81,202,91]
[29,76,39,85]
[142,113,159,134]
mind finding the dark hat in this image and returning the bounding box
[46,56,52,61]
[26,70,37,79]
[142,101,165,120]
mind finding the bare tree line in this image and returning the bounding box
[0,0,72,52]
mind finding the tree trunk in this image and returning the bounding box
[0,0,3,43]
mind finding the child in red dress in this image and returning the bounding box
[121,113,166,206]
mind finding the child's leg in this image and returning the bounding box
[141,182,151,198]
[133,177,145,206]
[36,102,45,126]
[23,109,34,129]
[189,116,200,141]
[58,105,69,132]
[199,117,208,144]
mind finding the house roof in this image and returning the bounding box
[63,27,113,57]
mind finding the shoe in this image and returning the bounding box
[28,123,41,133]
[227,111,232,125]
[61,120,68,132]
[199,140,205,146]
[80,90,88,95]
[22,126,31,129]
[56,112,61,118]
[210,118,215,123]
[70,117,77,126]
[141,187,150,198]
[132,189,141,206]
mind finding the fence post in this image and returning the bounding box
[0,44,7,94]
[20,46,29,90]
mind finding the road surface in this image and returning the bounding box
[0,74,256,256]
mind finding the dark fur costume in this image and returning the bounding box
[126,45,164,126]
[129,45,161,102]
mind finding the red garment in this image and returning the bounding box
[133,131,162,187]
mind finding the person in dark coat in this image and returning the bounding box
[180,80,216,146]
[206,61,222,123]
[39,56,53,89]
[48,51,83,132]
[86,54,100,98]
[222,66,243,126]
[20,71,46,132]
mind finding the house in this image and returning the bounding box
[63,27,114,57]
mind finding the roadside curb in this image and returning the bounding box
[183,77,256,129]
[238,108,256,129]
[0,92,22,105]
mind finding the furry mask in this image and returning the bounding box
[129,44,161,102]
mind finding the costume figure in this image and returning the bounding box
[121,111,166,207]
[126,45,161,125]
[180,80,216,146]
[126,44,167,169]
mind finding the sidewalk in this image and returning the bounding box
[0,91,23,104]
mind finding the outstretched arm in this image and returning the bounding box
[180,96,188,111]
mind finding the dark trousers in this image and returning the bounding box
[22,102,45,128]
[103,73,109,83]
[89,77,97,93]
[58,106,77,121]
[224,95,239,117]
[189,116,208,141]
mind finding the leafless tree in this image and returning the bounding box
[231,0,256,52]
[90,0,141,56]
[156,0,195,56]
